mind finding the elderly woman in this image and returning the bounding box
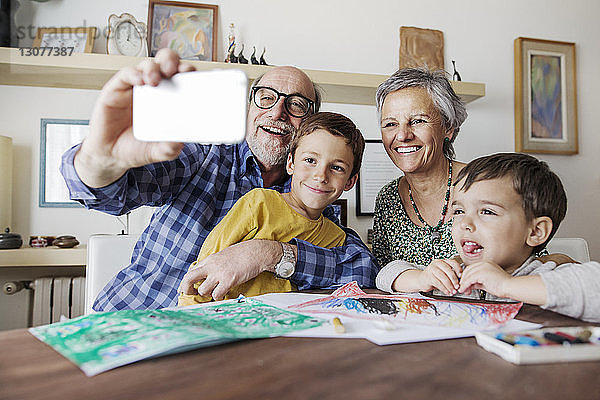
[372,68,467,268]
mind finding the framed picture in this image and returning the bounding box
[33,27,96,53]
[40,119,89,207]
[147,1,218,61]
[355,140,403,216]
[514,37,578,154]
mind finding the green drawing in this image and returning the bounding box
[29,297,324,376]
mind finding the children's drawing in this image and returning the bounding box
[29,298,323,376]
[287,282,522,330]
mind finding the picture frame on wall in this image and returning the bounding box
[514,37,578,154]
[40,119,89,208]
[147,0,218,61]
[33,27,96,53]
[355,140,403,216]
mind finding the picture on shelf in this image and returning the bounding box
[33,27,97,53]
[147,1,218,61]
[399,26,444,70]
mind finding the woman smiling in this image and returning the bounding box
[372,68,468,268]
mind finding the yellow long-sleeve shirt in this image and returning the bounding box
[178,188,346,305]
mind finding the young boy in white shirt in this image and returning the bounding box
[376,152,600,322]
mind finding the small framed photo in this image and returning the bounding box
[355,140,403,216]
[33,27,97,53]
[514,37,578,154]
[147,0,218,61]
[40,119,89,208]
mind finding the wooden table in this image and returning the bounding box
[0,304,598,400]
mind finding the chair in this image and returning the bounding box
[546,237,591,263]
[85,234,138,314]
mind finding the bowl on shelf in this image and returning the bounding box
[52,235,80,248]
[0,228,23,249]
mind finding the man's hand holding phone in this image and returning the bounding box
[74,48,247,189]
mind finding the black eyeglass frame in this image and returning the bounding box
[251,86,315,118]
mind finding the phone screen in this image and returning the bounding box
[133,70,247,144]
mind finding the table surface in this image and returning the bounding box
[0,303,598,400]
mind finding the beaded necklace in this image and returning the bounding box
[407,159,453,244]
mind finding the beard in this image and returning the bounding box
[246,118,296,168]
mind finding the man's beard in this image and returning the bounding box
[247,119,296,168]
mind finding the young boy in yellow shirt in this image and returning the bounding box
[178,112,365,305]
[376,153,600,322]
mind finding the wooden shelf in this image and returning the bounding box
[0,47,485,105]
[0,245,86,267]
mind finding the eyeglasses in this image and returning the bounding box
[251,86,315,118]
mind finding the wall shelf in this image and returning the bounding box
[0,47,485,105]
[0,246,86,267]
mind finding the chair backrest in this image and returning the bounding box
[85,234,138,314]
[546,237,591,263]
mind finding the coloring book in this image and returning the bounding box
[29,297,324,376]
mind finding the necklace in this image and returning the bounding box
[407,159,453,244]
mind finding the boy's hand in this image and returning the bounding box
[418,259,462,295]
[458,261,512,297]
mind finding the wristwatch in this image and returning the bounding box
[274,242,296,279]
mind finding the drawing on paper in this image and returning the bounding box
[287,282,521,329]
[29,298,323,376]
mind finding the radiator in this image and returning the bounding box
[32,277,85,326]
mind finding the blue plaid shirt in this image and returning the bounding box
[61,141,378,311]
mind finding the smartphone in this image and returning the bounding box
[133,69,247,143]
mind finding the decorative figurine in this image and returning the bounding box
[229,46,238,63]
[225,23,236,63]
[452,60,462,81]
[237,44,248,64]
[250,46,259,64]
[259,47,268,65]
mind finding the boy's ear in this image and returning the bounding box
[285,153,294,175]
[526,216,553,248]
[343,174,359,191]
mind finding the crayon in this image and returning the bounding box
[543,332,573,345]
[555,330,589,344]
[554,331,578,342]
[576,329,592,343]
[332,317,345,334]
[495,333,540,346]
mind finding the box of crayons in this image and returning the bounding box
[475,326,600,364]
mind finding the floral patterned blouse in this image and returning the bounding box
[372,177,457,268]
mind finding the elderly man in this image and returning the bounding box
[61,49,378,311]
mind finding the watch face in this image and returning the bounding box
[277,262,295,279]
[115,21,142,56]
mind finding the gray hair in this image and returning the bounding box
[375,67,467,159]
[249,73,322,113]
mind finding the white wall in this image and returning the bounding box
[2,0,599,259]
